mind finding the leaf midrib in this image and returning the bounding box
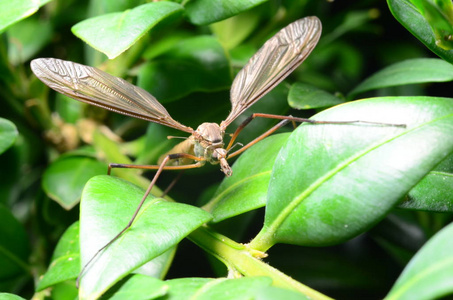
[265,117,446,235]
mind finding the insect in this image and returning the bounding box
[31,16,404,283]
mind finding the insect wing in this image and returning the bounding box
[221,16,322,129]
[31,58,193,133]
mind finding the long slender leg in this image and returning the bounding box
[226,113,406,158]
[161,170,185,197]
[77,153,205,287]
[107,153,202,175]
[227,119,290,159]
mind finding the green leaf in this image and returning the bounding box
[72,2,184,59]
[134,123,178,166]
[0,0,50,33]
[0,293,26,300]
[137,36,231,103]
[36,222,80,291]
[348,58,453,99]
[165,277,272,300]
[142,31,193,60]
[210,10,261,49]
[385,222,453,300]
[205,134,289,222]
[87,0,144,15]
[133,247,176,279]
[399,153,453,212]
[100,274,167,300]
[48,281,78,300]
[0,204,30,280]
[78,176,212,299]
[409,0,453,50]
[185,0,268,25]
[92,130,152,191]
[55,94,83,124]
[0,118,18,156]
[164,278,213,299]
[251,96,453,250]
[288,83,344,110]
[404,171,453,211]
[256,286,311,300]
[7,16,52,65]
[42,156,107,210]
[265,238,401,296]
[196,277,272,300]
[223,84,292,147]
[387,0,453,64]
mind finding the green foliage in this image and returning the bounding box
[72,2,184,59]
[36,222,80,291]
[348,58,453,99]
[388,0,453,62]
[137,36,232,102]
[1,1,453,300]
[0,118,17,155]
[386,222,453,299]
[252,97,453,250]
[288,83,344,109]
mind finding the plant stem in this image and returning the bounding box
[248,228,275,252]
[188,226,333,300]
[93,128,329,299]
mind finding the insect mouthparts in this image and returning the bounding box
[220,158,233,177]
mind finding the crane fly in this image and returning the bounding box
[30,16,404,284]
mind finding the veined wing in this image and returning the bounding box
[31,58,193,133]
[220,16,321,130]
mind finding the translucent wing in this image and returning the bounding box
[31,58,193,133]
[220,16,322,129]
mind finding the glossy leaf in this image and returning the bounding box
[196,277,272,300]
[137,36,231,103]
[185,0,268,25]
[72,2,183,59]
[205,134,289,222]
[0,118,17,155]
[405,170,453,212]
[0,0,50,33]
[165,277,272,300]
[42,156,107,210]
[78,176,212,299]
[0,294,26,300]
[288,83,343,110]
[386,222,453,300]
[48,281,78,300]
[36,222,80,291]
[164,278,213,299]
[133,247,176,279]
[0,204,30,279]
[400,153,453,212]
[251,96,453,250]
[101,274,167,300]
[408,0,453,50]
[256,286,311,300]
[387,0,453,64]
[348,58,453,99]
